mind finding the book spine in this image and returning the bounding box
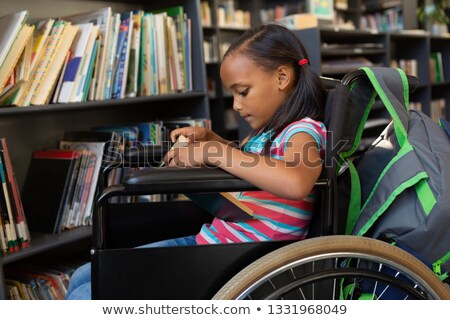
[0,156,18,251]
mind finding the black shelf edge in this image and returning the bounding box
[218,26,248,32]
[321,49,386,56]
[0,91,206,116]
[431,81,450,88]
[1,226,92,264]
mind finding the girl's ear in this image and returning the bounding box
[276,65,293,91]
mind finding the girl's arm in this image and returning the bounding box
[166,132,322,200]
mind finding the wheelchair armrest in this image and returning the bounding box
[123,167,256,194]
[123,166,330,194]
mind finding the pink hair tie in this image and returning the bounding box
[299,58,309,66]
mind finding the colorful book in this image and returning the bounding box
[20,21,65,106]
[59,140,105,227]
[0,154,18,251]
[102,13,121,99]
[112,11,133,99]
[0,138,30,249]
[30,18,55,71]
[125,10,143,98]
[31,24,79,105]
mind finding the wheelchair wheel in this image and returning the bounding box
[213,235,450,300]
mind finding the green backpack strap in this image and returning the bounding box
[360,67,436,216]
[345,67,436,234]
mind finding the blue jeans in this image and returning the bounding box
[65,235,197,300]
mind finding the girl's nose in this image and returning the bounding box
[233,101,242,111]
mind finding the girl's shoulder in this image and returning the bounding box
[278,117,327,138]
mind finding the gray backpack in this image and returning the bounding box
[338,67,450,282]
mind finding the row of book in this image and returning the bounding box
[200,1,251,29]
[0,5,193,107]
[390,59,418,78]
[259,2,305,23]
[360,8,404,32]
[4,259,86,300]
[0,138,30,254]
[22,133,113,234]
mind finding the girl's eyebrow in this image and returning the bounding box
[229,82,246,90]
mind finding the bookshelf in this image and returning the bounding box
[201,0,251,141]
[335,0,418,31]
[0,0,208,299]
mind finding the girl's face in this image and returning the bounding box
[220,54,290,130]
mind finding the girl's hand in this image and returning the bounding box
[164,141,225,168]
[170,127,213,143]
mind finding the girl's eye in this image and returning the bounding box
[238,88,249,97]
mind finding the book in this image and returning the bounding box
[56,23,94,103]
[31,24,79,105]
[59,140,105,227]
[30,19,55,71]
[0,10,28,69]
[276,13,318,30]
[22,150,79,234]
[62,7,112,101]
[0,154,18,252]
[20,21,66,106]
[125,10,143,98]
[102,13,121,99]
[162,135,254,221]
[68,25,99,103]
[112,11,133,99]
[0,138,30,249]
[0,24,34,93]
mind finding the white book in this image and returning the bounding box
[154,12,168,94]
[63,7,112,101]
[167,16,183,92]
[68,25,99,103]
[102,13,120,99]
[57,23,93,103]
[0,10,28,68]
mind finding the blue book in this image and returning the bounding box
[112,12,133,99]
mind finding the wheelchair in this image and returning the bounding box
[91,68,450,300]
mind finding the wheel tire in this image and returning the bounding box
[213,235,450,300]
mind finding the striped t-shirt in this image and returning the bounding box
[196,118,327,244]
